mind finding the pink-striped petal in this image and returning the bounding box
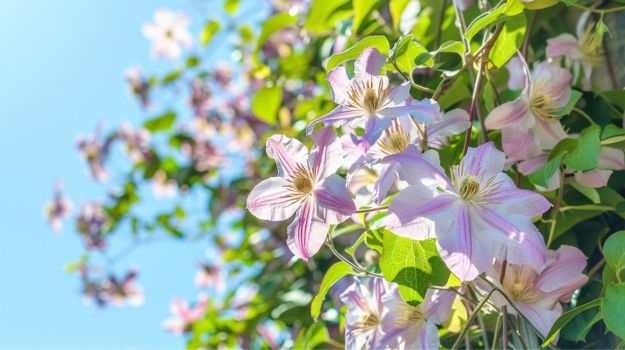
[327,66,352,104]
[247,177,301,221]
[485,185,552,217]
[306,107,364,135]
[354,47,386,82]
[463,142,506,178]
[266,134,308,177]
[546,33,582,59]
[506,56,527,90]
[598,147,625,170]
[514,302,561,339]
[423,289,455,324]
[574,169,612,188]
[485,99,534,131]
[437,205,481,281]
[314,174,356,224]
[384,146,452,189]
[428,108,470,137]
[373,163,399,204]
[310,126,343,181]
[286,198,330,261]
[534,245,587,293]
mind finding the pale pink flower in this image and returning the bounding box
[307,47,430,146]
[340,278,455,350]
[547,12,601,90]
[195,261,226,293]
[43,180,72,232]
[246,126,356,260]
[162,295,208,334]
[142,8,192,61]
[76,128,111,182]
[103,269,145,307]
[485,58,571,162]
[117,122,150,164]
[76,202,108,250]
[152,170,178,198]
[190,79,212,118]
[484,245,588,340]
[124,66,151,108]
[386,142,550,281]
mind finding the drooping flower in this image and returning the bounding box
[484,245,588,340]
[307,47,429,145]
[195,261,226,293]
[162,295,208,334]
[346,100,470,204]
[485,58,571,163]
[124,66,151,108]
[246,126,356,260]
[116,122,150,164]
[43,180,72,232]
[102,269,145,307]
[379,287,455,349]
[142,8,192,61]
[386,142,550,281]
[190,79,213,118]
[340,278,388,349]
[547,12,601,90]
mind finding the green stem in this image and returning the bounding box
[547,170,566,248]
[559,204,614,212]
[573,107,594,124]
[451,289,495,350]
[572,3,625,14]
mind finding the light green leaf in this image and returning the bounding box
[434,41,465,56]
[542,298,601,347]
[554,90,583,117]
[365,228,384,253]
[200,20,221,46]
[489,13,526,68]
[292,322,330,350]
[143,112,176,132]
[252,85,282,125]
[256,12,298,52]
[352,0,382,34]
[602,283,625,338]
[310,261,355,320]
[603,231,625,275]
[304,0,352,34]
[564,124,601,171]
[529,153,563,188]
[223,0,239,14]
[392,35,432,73]
[389,0,410,31]
[569,177,601,204]
[326,36,390,71]
[465,0,524,40]
[380,233,449,305]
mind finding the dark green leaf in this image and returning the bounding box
[541,298,601,347]
[602,283,625,338]
[564,124,601,171]
[604,231,625,274]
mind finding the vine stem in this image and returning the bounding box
[586,258,606,280]
[354,205,388,214]
[573,107,594,124]
[391,59,435,94]
[571,3,625,14]
[522,11,539,59]
[547,170,566,248]
[452,289,495,349]
[325,235,383,278]
[602,36,619,90]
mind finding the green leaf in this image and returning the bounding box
[304,0,352,34]
[529,153,563,188]
[380,233,449,305]
[602,283,625,338]
[488,13,526,68]
[604,231,625,275]
[223,0,239,14]
[326,35,390,72]
[256,12,298,52]
[465,0,524,40]
[143,112,176,132]
[293,322,330,350]
[352,0,382,34]
[252,85,282,125]
[542,298,601,347]
[564,124,601,171]
[434,41,465,57]
[392,35,432,73]
[569,177,601,204]
[345,232,366,257]
[200,20,221,46]
[554,90,583,117]
[389,0,410,31]
[601,124,625,145]
[365,228,384,253]
[310,261,355,320]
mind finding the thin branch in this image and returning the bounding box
[502,305,509,350]
[547,170,566,248]
[571,3,625,14]
[522,11,539,59]
[452,289,495,349]
[391,59,435,94]
[602,36,619,90]
[354,206,389,214]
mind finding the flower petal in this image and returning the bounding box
[314,174,356,224]
[306,107,363,135]
[574,169,613,188]
[266,134,309,177]
[327,66,352,105]
[463,142,506,178]
[437,204,481,281]
[363,114,391,146]
[428,108,470,137]
[354,47,386,82]
[384,146,451,189]
[485,183,552,217]
[546,33,582,59]
[485,99,534,131]
[423,289,455,324]
[513,302,561,339]
[286,198,330,261]
[598,147,625,170]
[373,163,399,204]
[247,177,301,221]
[534,245,587,293]
[309,126,344,181]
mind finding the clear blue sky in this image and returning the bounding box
[0,0,259,348]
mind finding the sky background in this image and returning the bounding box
[0,0,264,348]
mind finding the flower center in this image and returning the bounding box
[378,131,410,154]
[290,164,314,194]
[347,79,390,115]
[394,302,425,328]
[529,93,559,121]
[355,312,380,332]
[503,266,540,304]
[579,27,602,67]
[459,177,480,200]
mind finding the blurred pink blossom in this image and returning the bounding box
[142,8,192,61]
[162,295,208,334]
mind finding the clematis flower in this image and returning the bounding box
[76,202,108,250]
[484,245,588,340]
[124,66,151,108]
[306,47,428,145]
[347,100,470,204]
[142,8,192,61]
[190,79,213,118]
[102,269,145,307]
[341,278,455,350]
[246,126,356,260]
[76,128,112,182]
[117,122,150,164]
[386,142,550,281]
[547,12,601,90]
[162,295,208,334]
[43,180,72,232]
[152,170,178,198]
[340,278,388,350]
[485,58,571,162]
[195,261,226,293]
[379,287,455,349]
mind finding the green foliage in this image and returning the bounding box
[464,0,524,40]
[602,283,625,339]
[200,20,221,46]
[256,12,298,52]
[489,13,526,68]
[310,261,355,321]
[143,112,176,133]
[564,125,601,171]
[252,85,282,125]
[379,231,449,305]
[326,36,390,71]
[528,153,563,188]
[392,34,432,73]
[542,299,601,347]
[604,231,625,276]
[304,0,352,34]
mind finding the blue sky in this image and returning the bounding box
[0,0,262,348]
